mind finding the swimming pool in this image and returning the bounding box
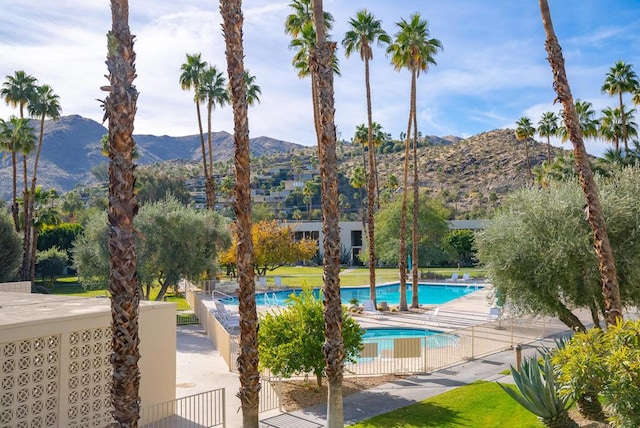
[361,327,459,353]
[217,283,479,306]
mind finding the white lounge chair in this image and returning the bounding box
[362,300,384,319]
[425,307,440,326]
[461,273,471,282]
[213,301,240,329]
[274,276,283,289]
[445,273,459,282]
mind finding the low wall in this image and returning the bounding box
[0,281,31,293]
[0,292,176,427]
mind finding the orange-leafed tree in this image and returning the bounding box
[220,220,317,276]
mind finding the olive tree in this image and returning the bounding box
[0,208,21,282]
[477,167,640,330]
[258,287,364,387]
[373,194,450,266]
[73,196,231,299]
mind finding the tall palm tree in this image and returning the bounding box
[601,60,639,152]
[388,13,442,310]
[1,70,37,231]
[539,0,622,325]
[197,65,229,208]
[25,84,61,282]
[16,120,36,281]
[343,9,390,308]
[180,53,215,209]
[599,106,638,152]
[285,0,335,142]
[220,1,259,426]
[515,116,535,179]
[537,111,558,162]
[101,0,141,424]
[309,1,344,425]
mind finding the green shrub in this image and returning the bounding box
[553,320,640,428]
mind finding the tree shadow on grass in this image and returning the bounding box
[353,401,466,427]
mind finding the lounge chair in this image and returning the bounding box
[213,301,240,329]
[274,276,283,289]
[362,300,384,319]
[445,273,459,282]
[461,273,471,282]
[487,306,502,321]
[425,307,440,326]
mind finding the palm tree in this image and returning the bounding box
[539,0,623,325]
[350,165,366,230]
[601,60,639,152]
[220,1,259,426]
[180,53,215,209]
[388,13,442,310]
[25,84,61,282]
[559,100,599,142]
[243,70,261,106]
[198,65,229,208]
[27,186,60,281]
[101,0,141,424]
[537,111,558,162]
[1,71,37,231]
[308,1,344,425]
[343,9,390,307]
[515,116,535,179]
[285,0,335,141]
[599,106,638,153]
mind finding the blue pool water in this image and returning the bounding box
[361,328,458,351]
[217,283,479,306]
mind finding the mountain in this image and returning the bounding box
[0,115,304,199]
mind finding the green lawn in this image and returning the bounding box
[47,277,190,310]
[348,381,542,428]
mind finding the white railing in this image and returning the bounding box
[140,388,225,427]
[259,376,282,413]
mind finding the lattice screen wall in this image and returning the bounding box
[1,327,114,428]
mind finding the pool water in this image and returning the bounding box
[217,283,479,307]
[361,328,459,352]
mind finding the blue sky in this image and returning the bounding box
[1,1,639,156]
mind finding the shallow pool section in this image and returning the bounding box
[359,327,459,359]
[217,282,480,307]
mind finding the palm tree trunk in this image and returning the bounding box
[311,73,321,145]
[11,150,19,232]
[27,114,47,284]
[195,99,213,210]
[220,1,259,426]
[206,103,217,209]
[411,73,419,308]
[21,155,31,281]
[399,88,412,312]
[310,2,345,426]
[524,140,532,179]
[619,92,628,152]
[103,1,141,425]
[546,136,552,162]
[365,57,377,307]
[539,0,623,325]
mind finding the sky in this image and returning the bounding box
[1,1,640,157]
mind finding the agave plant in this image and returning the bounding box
[498,354,577,428]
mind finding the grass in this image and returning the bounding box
[348,381,542,428]
[47,276,190,310]
[250,266,487,289]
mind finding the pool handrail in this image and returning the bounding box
[212,289,235,301]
